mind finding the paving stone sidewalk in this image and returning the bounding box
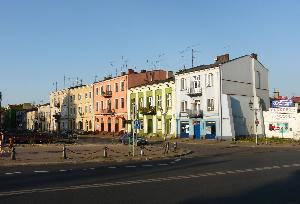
[0,143,189,166]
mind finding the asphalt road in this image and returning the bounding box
[1,144,300,204]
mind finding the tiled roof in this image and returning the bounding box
[129,77,175,89]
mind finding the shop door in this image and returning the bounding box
[180,122,189,138]
[194,123,201,139]
[205,121,216,139]
[148,119,153,133]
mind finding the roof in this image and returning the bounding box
[292,97,300,103]
[175,55,249,75]
[129,77,175,89]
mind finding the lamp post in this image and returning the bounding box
[249,99,260,145]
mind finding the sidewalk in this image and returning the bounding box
[0,143,190,166]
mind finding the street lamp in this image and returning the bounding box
[249,99,260,145]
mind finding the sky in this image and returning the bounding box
[0,0,300,106]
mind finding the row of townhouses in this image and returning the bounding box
[23,53,273,140]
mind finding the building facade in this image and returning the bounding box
[93,74,128,133]
[175,53,269,140]
[26,108,38,131]
[93,69,171,134]
[127,78,176,137]
[37,103,51,132]
[50,85,94,132]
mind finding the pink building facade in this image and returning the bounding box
[93,74,128,133]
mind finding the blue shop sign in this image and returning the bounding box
[271,99,293,108]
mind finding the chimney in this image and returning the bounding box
[128,69,135,75]
[214,54,229,63]
[250,53,258,60]
[140,69,146,73]
[121,71,126,76]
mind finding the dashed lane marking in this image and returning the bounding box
[158,163,168,166]
[59,170,67,172]
[108,167,116,169]
[34,171,49,173]
[125,166,136,168]
[142,164,153,167]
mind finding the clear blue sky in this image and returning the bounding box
[0,0,299,106]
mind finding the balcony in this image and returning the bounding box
[139,106,156,115]
[188,109,203,118]
[53,112,61,120]
[100,108,115,115]
[101,90,112,98]
[187,88,202,97]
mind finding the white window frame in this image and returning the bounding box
[207,99,214,111]
[166,93,172,108]
[181,78,186,90]
[120,81,125,91]
[207,73,213,87]
[157,95,162,108]
[181,101,187,112]
[148,96,153,107]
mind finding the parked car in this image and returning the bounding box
[119,133,148,146]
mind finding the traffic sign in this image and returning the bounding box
[134,120,140,129]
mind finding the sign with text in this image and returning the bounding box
[271,99,293,108]
[269,107,297,114]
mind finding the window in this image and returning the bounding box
[85,93,88,99]
[96,102,99,111]
[157,119,162,130]
[157,95,162,108]
[106,84,111,91]
[115,83,119,92]
[78,94,81,100]
[107,99,111,109]
[89,92,92,98]
[148,96,153,107]
[78,107,82,114]
[73,107,76,114]
[100,86,103,93]
[207,73,213,87]
[181,78,186,90]
[166,93,172,108]
[115,98,119,109]
[100,101,104,110]
[207,99,214,111]
[89,105,92,113]
[193,75,201,88]
[121,98,125,108]
[181,101,187,112]
[139,98,144,108]
[256,71,261,89]
[121,81,125,91]
[96,88,99,95]
[85,105,88,113]
[122,118,126,128]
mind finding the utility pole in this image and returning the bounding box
[0,91,2,130]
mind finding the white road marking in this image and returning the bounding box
[235,170,245,173]
[158,163,168,166]
[125,166,136,168]
[89,168,95,170]
[13,172,22,174]
[170,162,176,164]
[263,167,272,170]
[174,158,181,162]
[142,164,153,167]
[108,166,116,169]
[34,171,48,173]
[216,171,226,175]
[282,165,290,168]
[292,163,300,167]
[1,162,299,196]
[59,170,67,172]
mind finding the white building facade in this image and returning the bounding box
[175,54,269,140]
